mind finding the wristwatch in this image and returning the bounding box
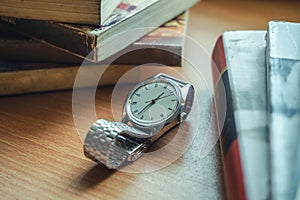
[83,73,194,169]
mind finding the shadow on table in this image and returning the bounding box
[72,164,115,191]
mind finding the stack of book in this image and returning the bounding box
[212,21,300,200]
[0,0,199,95]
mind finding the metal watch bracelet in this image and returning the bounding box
[83,119,148,169]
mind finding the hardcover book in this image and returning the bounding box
[0,0,199,63]
[212,31,270,200]
[266,21,300,200]
[110,12,187,66]
[0,0,121,25]
[0,24,83,64]
[0,13,187,66]
[0,62,138,96]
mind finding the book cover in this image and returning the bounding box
[0,0,121,25]
[212,31,270,200]
[0,0,198,63]
[0,13,187,66]
[0,62,138,96]
[109,12,187,66]
[0,23,83,64]
[266,21,300,200]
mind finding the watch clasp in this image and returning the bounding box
[127,143,148,161]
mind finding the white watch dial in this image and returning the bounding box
[128,80,180,124]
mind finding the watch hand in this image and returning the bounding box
[157,94,172,100]
[145,92,165,103]
[137,101,155,115]
[139,92,165,115]
[155,92,176,101]
[155,92,165,100]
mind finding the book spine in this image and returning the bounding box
[212,36,246,200]
[0,0,106,25]
[266,21,300,200]
[0,36,182,66]
[0,18,96,61]
[0,65,137,96]
[0,38,83,64]
[108,46,181,66]
[113,12,186,66]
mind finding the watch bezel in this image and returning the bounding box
[123,77,183,130]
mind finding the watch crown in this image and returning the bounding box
[180,112,188,121]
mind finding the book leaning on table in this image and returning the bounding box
[212,21,300,200]
[266,21,300,200]
[212,30,270,200]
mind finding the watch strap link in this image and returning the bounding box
[155,73,187,88]
[84,119,147,169]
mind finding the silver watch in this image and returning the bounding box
[83,73,194,169]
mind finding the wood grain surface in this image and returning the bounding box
[1,0,300,199]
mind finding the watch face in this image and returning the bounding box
[126,79,181,126]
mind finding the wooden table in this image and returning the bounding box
[1,0,300,199]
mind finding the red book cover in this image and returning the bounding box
[212,35,246,200]
[211,31,271,200]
